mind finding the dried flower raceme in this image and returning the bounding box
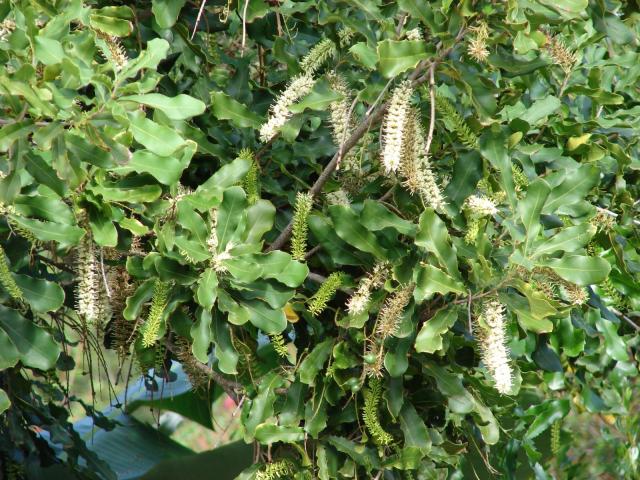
[375,283,414,339]
[325,189,351,206]
[290,192,313,261]
[362,377,394,446]
[256,459,297,480]
[174,335,209,389]
[545,34,577,74]
[532,267,588,306]
[435,95,478,149]
[300,38,337,75]
[467,21,490,63]
[363,341,384,378]
[381,81,413,173]
[476,299,513,395]
[141,280,170,348]
[259,74,315,142]
[399,110,446,210]
[0,244,23,301]
[405,27,423,41]
[590,210,616,233]
[308,272,343,316]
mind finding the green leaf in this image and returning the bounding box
[114,143,195,186]
[519,179,551,256]
[299,340,333,385]
[212,313,238,374]
[121,94,205,120]
[531,223,596,259]
[9,215,84,248]
[479,129,516,208]
[190,309,212,363]
[349,42,377,70]
[129,114,186,157]
[520,96,561,125]
[0,388,9,415]
[244,372,283,439]
[537,0,588,18]
[242,200,275,246]
[377,40,429,78]
[217,187,247,249]
[210,92,262,129]
[25,153,67,197]
[0,329,20,370]
[538,255,611,286]
[243,299,287,334]
[414,264,465,301]
[0,305,61,370]
[542,165,600,214]
[415,308,458,354]
[254,424,304,443]
[195,268,218,311]
[34,37,64,65]
[151,0,187,28]
[13,274,65,313]
[328,205,387,259]
[595,315,628,362]
[360,200,417,236]
[399,402,431,450]
[524,399,570,440]
[89,14,132,36]
[415,210,459,279]
[120,38,170,80]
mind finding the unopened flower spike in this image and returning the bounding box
[290,192,313,261]
[300,38,337,74]
[270,333,289,358]
[435,94,478,149]
[259,74,315,142]
[308,272,343,316]
[476,299,513,394]
[362,377,394,446]
[381,80,413,173]
[240,149,260,205]
[0,244,23,301]
[141,280,170,348]
[405,27,422,41]
[256,459,297,480]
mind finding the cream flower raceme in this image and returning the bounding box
[381,81,413,173]
[259,74,315,142]
[477,299,513,394]
[465,194,498,217]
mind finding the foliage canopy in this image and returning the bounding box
[1,0,640,478]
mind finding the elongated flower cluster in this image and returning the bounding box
[207,209,232,272]
[242,150,260,205]
[465,194,498,217]
[363,341,384,378]
[381,81,413,173]
[467,21,490,63]
[290,192,313,261]
[308,272,343,316]
[270,333,288,358]
[327,72,354,157]
[531,267,587,306]
[75,234,103,324]
[0,18,15,42]
[362,377,393,446]
[476,299,512,394]
[141,280,169,348]
[259,74,315,142]
[399,110,446,210]
[512,164,529,193]
[435,95,478,149]
[406,27,422,41]
[97,31,128,71]
[551,420,561,455]
[545,34,576,74]
[338,27,355,47]
[0,244,23,301]
[375,283,414,339]
[346,262,389,315]
[256,460,296,480]
[301,38,337,74]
